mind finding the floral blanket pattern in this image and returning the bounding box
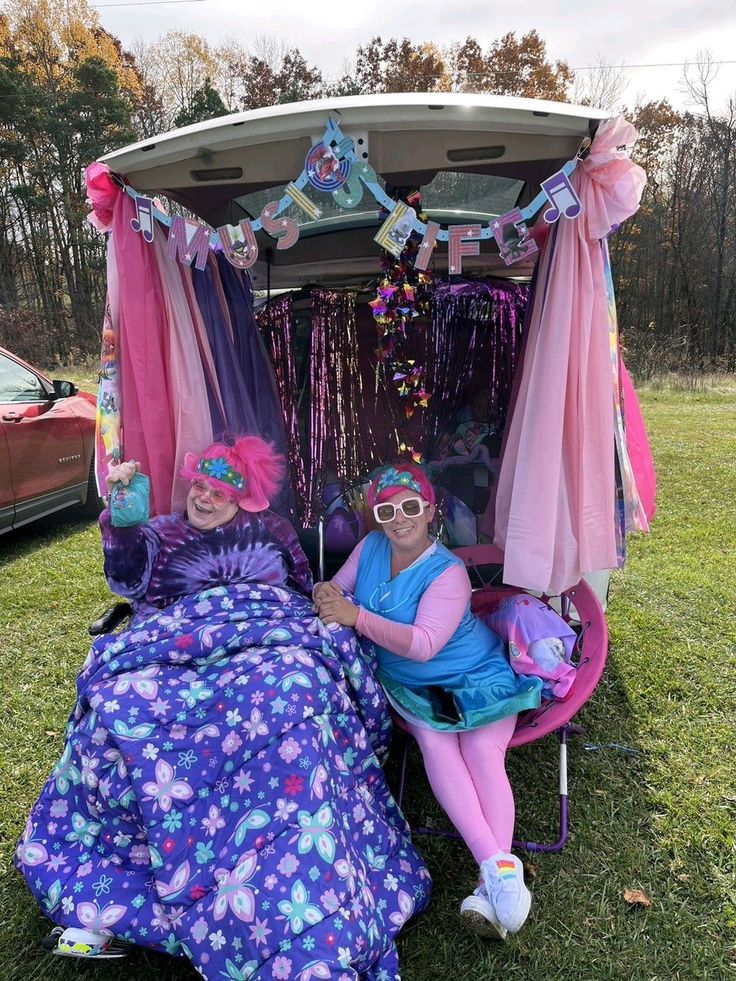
[16,583,430,979]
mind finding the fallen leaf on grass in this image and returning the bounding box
[524,862,537,879]
[623,888,652,907]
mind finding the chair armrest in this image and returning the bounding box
[88,602,133,636]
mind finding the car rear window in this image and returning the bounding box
[234,172,524,236]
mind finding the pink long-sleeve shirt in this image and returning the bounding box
[328,539,471,663]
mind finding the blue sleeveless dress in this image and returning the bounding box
[354,532,542,731]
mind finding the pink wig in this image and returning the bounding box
[181,435,284,512]
[367,463,436,507]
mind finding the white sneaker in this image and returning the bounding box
[47,926,129,959]
[480,852,532,933]
[459,886,508,940]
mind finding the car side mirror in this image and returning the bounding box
[52,379,78,399]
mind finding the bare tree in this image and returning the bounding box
[572,56,629,110]
[682,52,736,360]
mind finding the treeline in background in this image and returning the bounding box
[1,0,735,376]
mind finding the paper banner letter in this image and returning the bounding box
[414,220,440,271]
[374,201,416,258]
[332,161,378,209]
[130,196,155,243]
[217,220,258,269]
[491,209,538,266]
[260,201,299,251]
[448,224,481,274]
[541,170,582,223]
[284,182,322,222]
[167,216,210,270]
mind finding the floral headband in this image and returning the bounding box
[197,456,246,492]
[375,467,421,496]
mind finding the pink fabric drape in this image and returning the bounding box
[620,358,656,522]
[88,163,217,515]
[178,264,227,429]
[85,162,117,233]
[152,233,213,513]
[112,194,176,516]
[494,117,647,593]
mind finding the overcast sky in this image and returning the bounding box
[94,0,736,112]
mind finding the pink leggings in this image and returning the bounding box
[407,714,517,865]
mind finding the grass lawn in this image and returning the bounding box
[0,379,734,980]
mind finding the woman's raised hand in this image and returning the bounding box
[105,459,140,491]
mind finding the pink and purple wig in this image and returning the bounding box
[181,435,284,512]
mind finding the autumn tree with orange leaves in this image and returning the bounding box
[1,6,733,369]
[0,0,138,357]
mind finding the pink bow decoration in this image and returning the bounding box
[578,116,647,242]
[84,162,121,233]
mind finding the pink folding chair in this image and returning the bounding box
[396,543,609,853]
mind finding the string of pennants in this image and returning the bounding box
[125,116,583,275]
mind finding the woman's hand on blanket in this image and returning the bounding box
[315,582,359,628]
[105,459,140,490]
[312,581,334,604]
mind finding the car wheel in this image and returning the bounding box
[81,457,104,517]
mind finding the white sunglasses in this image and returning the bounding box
[373,496,430,524]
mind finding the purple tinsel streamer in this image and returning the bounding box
[308,290,380,524]
[260,283,529,525]
[258,295,309,523]
[423,280,529,450]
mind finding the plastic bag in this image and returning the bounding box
[110,472,150,527]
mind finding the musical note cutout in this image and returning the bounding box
[491,209,539,266]
[541,170,583,224]
[130,195,155,243]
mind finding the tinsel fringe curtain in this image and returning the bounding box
[259,281,529,525]
[258,294,309,520]
[423,280,529,451]
[309,289,380,524]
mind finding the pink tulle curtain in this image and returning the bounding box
[493,116,647,593]
[111,193,179,516]
[152,232,214,513]
[87,167,214,515]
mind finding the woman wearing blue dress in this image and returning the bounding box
[314,464,542,940]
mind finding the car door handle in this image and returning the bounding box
[2,412,21,422]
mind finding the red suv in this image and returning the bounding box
[0,347,99,533]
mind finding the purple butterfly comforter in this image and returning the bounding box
[16,582,431,979]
